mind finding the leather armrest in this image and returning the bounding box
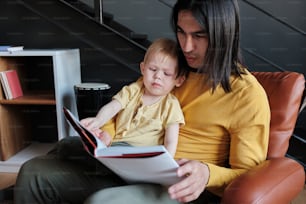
[222,157,305,204]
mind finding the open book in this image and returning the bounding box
[63,107,181,185]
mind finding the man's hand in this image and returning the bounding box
[168,159,209,203]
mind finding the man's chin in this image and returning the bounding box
[189,65,200,69]
[187,61,201,69]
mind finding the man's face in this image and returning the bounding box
[176,10,208,69]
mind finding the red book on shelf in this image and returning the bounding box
[1,70,23,99]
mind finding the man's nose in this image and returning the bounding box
[182,36,194,53]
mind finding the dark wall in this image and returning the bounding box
[101,0,306,77]
[239,0,305,75]
[0,0,305,84]
[0,0,145,95]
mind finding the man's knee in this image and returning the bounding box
[85,184,179,204]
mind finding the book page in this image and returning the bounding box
[63,106,181,186]
[99,151,180,185]
[95,145,167,157]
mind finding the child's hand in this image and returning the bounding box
[96,130,112,147]
[80,117,100,132]
[80,118,111,146]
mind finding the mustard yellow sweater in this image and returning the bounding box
[172,69,270,196]
[103,69,270,196]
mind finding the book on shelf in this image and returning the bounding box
[0,70,23,99]
[63,107,181,186]
[0,45,24,52]
[0,72,11,99]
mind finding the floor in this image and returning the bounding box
[292,184,306,204]
[0,173,16,204]
[0,173,305,203]
[0,173,16,191]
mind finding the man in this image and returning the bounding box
[14,1,270,203]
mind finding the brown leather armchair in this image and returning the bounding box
[222,72,305,204]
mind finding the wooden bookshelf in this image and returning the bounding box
[0,93,55,105]
[0,49,81,165]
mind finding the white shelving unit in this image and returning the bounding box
[0,49,81,172]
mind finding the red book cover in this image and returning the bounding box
[4,70,23,99]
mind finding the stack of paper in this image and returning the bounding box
[0,46,24,52]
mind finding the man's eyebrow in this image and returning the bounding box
[194,30,207,35]
[176,25,183,31]
[176,25,207,34]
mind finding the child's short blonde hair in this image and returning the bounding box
[143,38,186,78]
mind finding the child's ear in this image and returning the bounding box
[175,76,185,87]
[140,62,145,74]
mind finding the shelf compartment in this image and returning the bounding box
[0,142,55,173]
[0,106,32,161]
[0,49,80,164]
[0,93,55,105]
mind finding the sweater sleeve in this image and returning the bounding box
[206,79,270,196]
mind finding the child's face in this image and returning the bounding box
[140,52,184,97]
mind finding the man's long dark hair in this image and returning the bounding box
[172,0,245,92]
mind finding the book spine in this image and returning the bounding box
[0,72,12,99]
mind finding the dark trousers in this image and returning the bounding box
[14,136,220,204]
[14,136,126,204]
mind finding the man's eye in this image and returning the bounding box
[195,33,207,38]
[176,28,184,34]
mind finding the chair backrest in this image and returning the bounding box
[252,72,305,159]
